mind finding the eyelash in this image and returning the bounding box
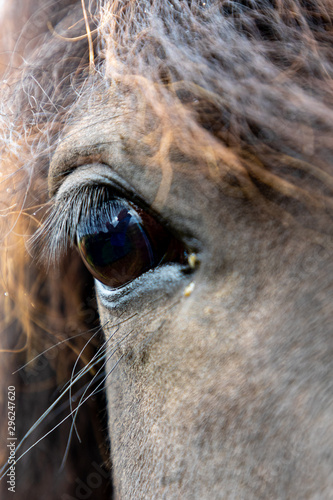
[32,184,112,267]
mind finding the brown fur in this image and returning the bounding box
[1,1,333,498]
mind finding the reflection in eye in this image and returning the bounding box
[76,198,186,288]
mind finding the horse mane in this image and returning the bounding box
[0,0,332,497]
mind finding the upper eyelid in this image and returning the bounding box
[50,162,184,234]
[50,163,137,200]
[32,163,173,267]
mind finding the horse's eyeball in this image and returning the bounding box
[76,198,186,289]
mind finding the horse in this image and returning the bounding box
[1,1,333,498]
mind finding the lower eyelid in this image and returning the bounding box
[95,262,192,314]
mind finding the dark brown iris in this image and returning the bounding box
[76,198,185,289]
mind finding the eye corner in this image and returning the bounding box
[186,251,201,270]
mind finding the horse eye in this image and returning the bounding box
[76,198,186,289]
